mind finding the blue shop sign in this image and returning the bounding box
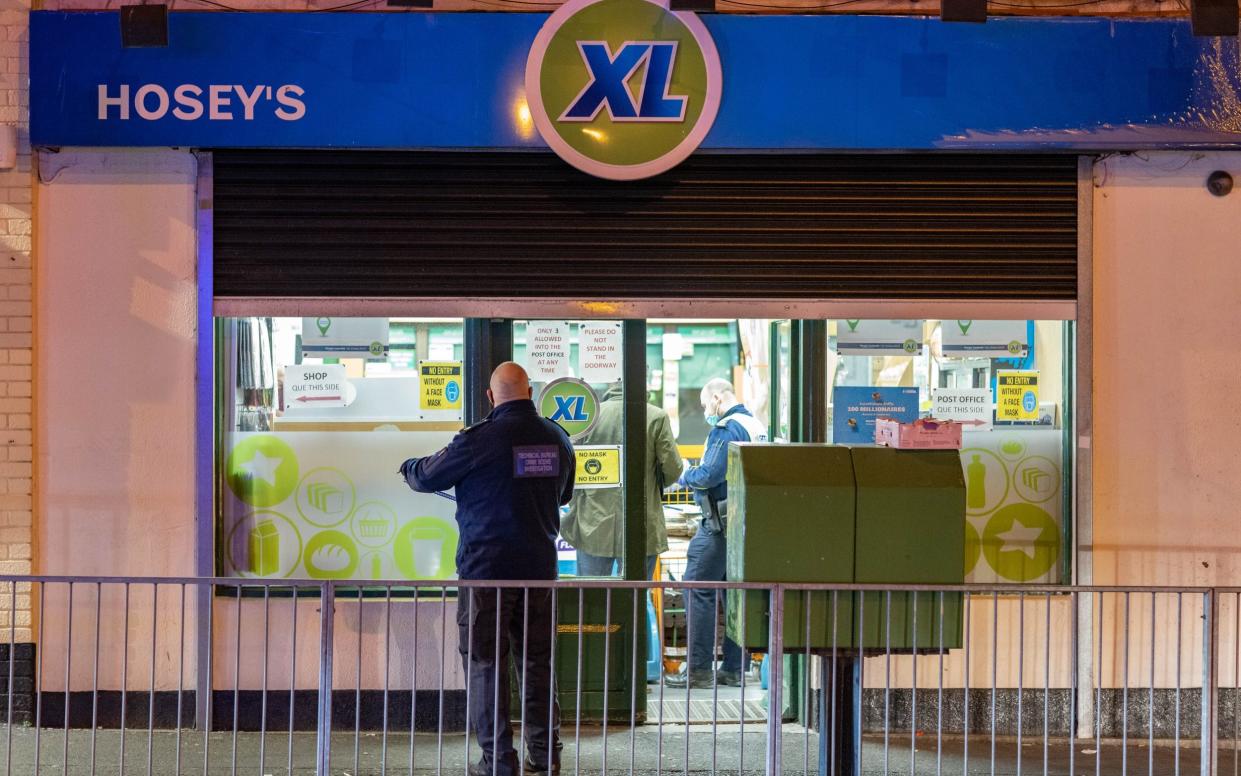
[31,10,1241,150]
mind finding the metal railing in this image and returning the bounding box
[0,576,1235,775]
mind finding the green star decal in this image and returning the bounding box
[225,436,299,508]
[982,503,1060,582]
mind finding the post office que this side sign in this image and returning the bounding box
[524,0,723,181]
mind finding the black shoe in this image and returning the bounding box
[469,760,492,776]
[523,755,561,776]
[664,668,715,689]
[716,669,743,687]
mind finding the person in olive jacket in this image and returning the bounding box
[562,382,683,579]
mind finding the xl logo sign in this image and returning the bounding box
[560,42,687,123]
[549,395,590,422]
[538,378,599,439]
[525,0,722,181]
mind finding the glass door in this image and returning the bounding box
[511,319,634,579]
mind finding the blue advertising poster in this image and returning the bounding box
[832,387,920,444]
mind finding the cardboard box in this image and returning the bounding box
[874,417,963,449]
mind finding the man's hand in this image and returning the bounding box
[673,458,693,488]
[398,458,419,480]
[663,480,689,496]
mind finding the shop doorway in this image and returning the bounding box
[511,318,780,725]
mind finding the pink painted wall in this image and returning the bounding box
[1092,152,1241,588]
[34,149,199,689]
[36,149,198,579]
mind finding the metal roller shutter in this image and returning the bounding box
[211,151,1077,300]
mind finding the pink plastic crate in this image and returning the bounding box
[874,417,963,449]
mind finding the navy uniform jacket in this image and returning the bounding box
[679,404,766,513]
[402,399,575,580]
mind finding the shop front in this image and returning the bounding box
[29,1,1241,731]
[205,149,1080,586]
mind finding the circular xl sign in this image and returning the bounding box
[524,0,723,181]
[538,377,600,440]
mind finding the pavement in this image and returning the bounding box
[0,724,1228,776]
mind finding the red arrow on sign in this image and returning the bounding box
[296,395,342,403]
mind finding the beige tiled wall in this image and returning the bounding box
[0,3,31,642]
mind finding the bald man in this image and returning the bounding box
[400,362,574,776]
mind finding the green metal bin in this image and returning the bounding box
[550,587,643,723]
[721,443,966,651]
[851,446,965,649]
[724,443,857,650]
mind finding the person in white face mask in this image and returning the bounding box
[666,378,767,689]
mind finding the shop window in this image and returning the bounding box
[216,317,465,582]
[827,319,1073,585]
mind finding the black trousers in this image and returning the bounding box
[457,587,561,776]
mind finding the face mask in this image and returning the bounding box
[704,395,722,426]
[704,401,721,426]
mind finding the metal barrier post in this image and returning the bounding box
[767,584,785,776]
[1203,589,1219,776]
[316,581,336,776]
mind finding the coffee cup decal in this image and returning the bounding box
[412,525,445,578]
[394,518,458,580]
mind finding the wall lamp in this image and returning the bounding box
[1191,0,1238,36]
[120,3,169,48]
[940,0,987,23]
[668,0,717,10]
